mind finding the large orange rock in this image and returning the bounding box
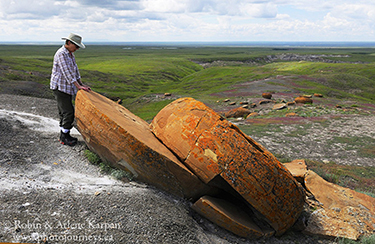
[75,91,212,200]
[262,92,272,99]
[150,97,305,235]
[294,96,313,104]
[224,107,251,118]
[303,170,375,240]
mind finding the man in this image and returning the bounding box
[50,33,91,146]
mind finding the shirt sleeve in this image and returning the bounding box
[55,51,79,84]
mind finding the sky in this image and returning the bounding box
[0,0,375,43]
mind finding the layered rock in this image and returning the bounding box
[150,97,305,236]
[284,159,375,240]
[75,91,212,200]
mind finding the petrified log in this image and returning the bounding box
[75,91,212,200]
[150,97,305,235]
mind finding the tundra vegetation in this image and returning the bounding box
[1,44,375,242]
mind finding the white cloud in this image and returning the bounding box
[0,0,375,42]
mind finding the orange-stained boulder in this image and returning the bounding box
[224,107,251,118]
[75,91,212,200]
[303,170,375,240]
[262,92,272,99]
[295,96,313,104]
[150,97,305,235]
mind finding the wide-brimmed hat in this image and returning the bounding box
[62,33,85,49]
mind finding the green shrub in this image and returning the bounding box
[84,149,133,181]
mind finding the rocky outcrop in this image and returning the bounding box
[284,159,375,240]
[150,97,305,236]
[76,92,306,239]
[76,92,374,241]
[304,170,375,240]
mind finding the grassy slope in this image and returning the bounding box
[1,45,375,118]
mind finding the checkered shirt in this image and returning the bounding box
[50,45,81,95]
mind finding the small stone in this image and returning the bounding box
[259,100,271,105]
[272,103,287,110]
[285,112,298,117]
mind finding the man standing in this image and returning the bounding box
[50,33,91,146]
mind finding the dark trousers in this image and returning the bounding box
[53,89,75,130]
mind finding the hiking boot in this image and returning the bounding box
[59,131,77,146]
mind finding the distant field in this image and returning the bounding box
[0,44,375,120]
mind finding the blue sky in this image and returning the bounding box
[0,0,375,43]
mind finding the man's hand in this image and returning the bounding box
[81,85,91,92]
[74,81,91,92]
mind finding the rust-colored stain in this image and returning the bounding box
[76,92,305,239]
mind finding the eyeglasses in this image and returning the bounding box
[73,43,80,49]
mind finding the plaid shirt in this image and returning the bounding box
[50,45,81,95]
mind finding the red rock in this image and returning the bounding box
[294,96,313,104]
[303,170,375,240]
[286,102,296,106]
[75,91,212,200]
[150,97,305,235]
[224,107,251,118]
[262,92,272,99]
[314,93,323,97]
